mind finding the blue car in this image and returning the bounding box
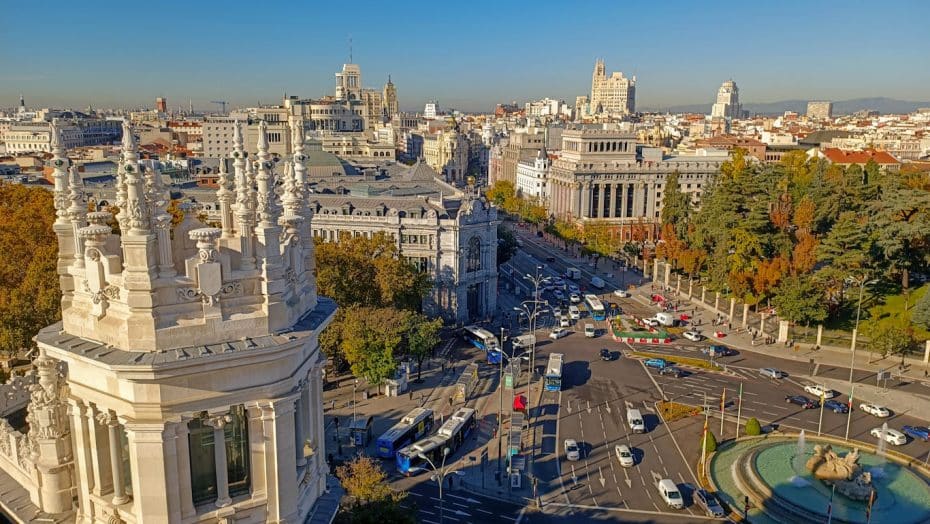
[824,400,849,414]
[903,425,930,442]
[644,358,670,369]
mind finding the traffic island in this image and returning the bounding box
[657,400,703,422]
[630,350,723,372]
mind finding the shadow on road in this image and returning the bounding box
[562,360,591,389]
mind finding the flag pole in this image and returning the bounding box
[735,382,743,438]
[826,484,835,524]
[719,387,726,437]
[818,387,826,436]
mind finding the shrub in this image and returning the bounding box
[745,417,762,436]
[701,430,717,454]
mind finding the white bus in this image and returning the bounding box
[584,294,606,321]
[545,353,563,391]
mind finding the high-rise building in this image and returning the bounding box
[424,101,438,119]
[0,119,336,522]
[155,96,167,113]
[383,75,398,118]
[807,101,833,120]
[589,59,636,115]
[711,80,740,119]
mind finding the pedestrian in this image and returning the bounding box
[330,399,336,411]
[448,475,454,490]
[409,390,413,401]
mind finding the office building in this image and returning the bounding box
[710,80,741,119]
[807,101,833,120]
[590,60,636,115]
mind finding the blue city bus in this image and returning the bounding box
[462,325,499,351]
[396,407,477,475]
[584,294,606,321]
[544,353,563,391]
[375,407,435,459]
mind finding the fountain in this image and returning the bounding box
[708,434,930,524]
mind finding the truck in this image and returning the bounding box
[512,334,537,350]
[654,311,676,327]
[565,267,581,280]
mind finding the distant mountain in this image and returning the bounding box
[643,97,930,116]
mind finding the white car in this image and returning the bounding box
[871,427,907,445]
[550,328,570,340]
[804,384,837,399]
[564,439,581,461]
[615,444,634,467]
[569,306,581,319]
[682,331,703,342]
[570,293,581,303]
[559,316,570,328]
[860,403,891,418]
[644,318,660,328]
[613,289,631,298]
[759,367,787,379]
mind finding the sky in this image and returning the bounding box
[2,0,929,113]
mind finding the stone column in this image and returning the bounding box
[259,398,300,523]
[125,421,178,521]
[620,183,628,219]
[652,258,659,282]
[728,298,736,322]
[246,406,269,500]
[742,303,749,328]
[295,381,308,467]
[675,274,681,296]
[924,340,930,364]
[205,413,233,508]
[98,411,131,505]
[663,262,671,289]
[688,279,693,299]
[701,287,706,305]
[816,325,823,347]
[778,320,790,343]
[580,182,591,218]
[760,313,766,335]
[86,404,112,497]
[608,182,618,218]
[174,420,196,519]
[68,400,95,520]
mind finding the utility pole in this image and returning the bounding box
[844,384,856,441]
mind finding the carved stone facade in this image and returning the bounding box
[0,119,336,523]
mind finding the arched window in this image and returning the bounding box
[466,236,481,273]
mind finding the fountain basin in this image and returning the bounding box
[709,437,930,524]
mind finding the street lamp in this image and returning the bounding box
[849,276,878,383]
[418,447,452,524]
[519,265,549,480]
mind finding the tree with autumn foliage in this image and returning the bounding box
[0,183,60,355]
[335,455,414,524]
[580,221,622,270]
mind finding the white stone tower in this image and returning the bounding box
[0,118,336,523]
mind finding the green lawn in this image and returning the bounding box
[865,283,930,339]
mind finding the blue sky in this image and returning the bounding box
[2,0,929,112]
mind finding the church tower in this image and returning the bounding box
[382,75,398,118]
[0,119,336,523]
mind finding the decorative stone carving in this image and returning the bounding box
[25,355,69,441]
[805,444,874,501]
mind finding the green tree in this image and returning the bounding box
[744,417,762,436]
[497,225,518,266]
[912,289,930,331]
[581,221,622,270]
[334,455,414,524]
[865,317,916,359]
[0,183,60,355]
[818,211,872,274]
[701,430,718,454]
[771,275,827,326]
[486,180,516,208]
[407,314,443,382]
[869,175,930,305]
[660,171,691,240]
[340,307,410,386]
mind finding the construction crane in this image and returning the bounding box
[210,100,228,114]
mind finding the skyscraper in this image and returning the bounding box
[155,96,167,113]
[807,101,833,120]
[335,63,362,101]
[589,59,636,115]
[711,80,741,119]
[383,75,398,118]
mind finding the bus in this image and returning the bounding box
[584,294,606,321]
[462,325,499,351]
[544,353,564,391]
[396,407,477,475]
[375,407,435,459]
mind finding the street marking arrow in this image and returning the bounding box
[598,466,605,487]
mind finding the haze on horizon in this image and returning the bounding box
[2,0,928,113]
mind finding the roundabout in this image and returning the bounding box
[708,434,930,524]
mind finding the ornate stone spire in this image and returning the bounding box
[50,118,71,225]
[254,120,280,228]
[66,166,88,267]
[119,120,150,236]
[232,120,257,271]
[216,156,235,237]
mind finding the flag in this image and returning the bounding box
[738,383,743,412]
[721,388,726,412]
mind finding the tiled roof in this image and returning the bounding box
[821,148,900,165]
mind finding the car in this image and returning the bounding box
[871,427,907,446]
[569,293,581,303]
[569,306,581,319]
[536,231,544,238]
[659,366,685,378]
[584,324,596,338]
[549,328,570,340]
[785,395,818,409]
[567,284,580,294]
[644,318,661,328]
[563,439,581,461]
[860,403,891,418]
[644,358,670,369]
[759,367,787,379]
[701,344,734,357]
[599,348,614,361]
[614,444,634,467]
[804,384,837,399]
[682,330,703,342]
[559,316,571,328]
[613,289,631,298]
[824,399,849,414]
[553,290,565,300]
[545,256,555,262]
[692,489,726,518]
[902,425,930,442]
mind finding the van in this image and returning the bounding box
[627,408,646,433]
[654,312,676,327]
[569,306,581,320]
[656,478,684,509]
[584,324,596,338]
[565,268,581,280]
[590,276,606,289]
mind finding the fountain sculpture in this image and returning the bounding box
[806,444,874,500]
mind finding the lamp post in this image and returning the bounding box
[849,276,877,383]
[418,447,451,524]
[352,379,358,426]
[516,266,550,479]
[498,326,504,484]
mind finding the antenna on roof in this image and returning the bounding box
[349,34,353,63]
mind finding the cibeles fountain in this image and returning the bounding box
[708,432,930,524]
[806,445,873,500]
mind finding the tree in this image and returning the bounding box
[339,307,410,386]
[660,171,691,240]
[497,225,518,266]
[912,289,930,331]
[745,417,762,436]
[581,221,621,270]
[407,314,443,382]
[865,317,916,359]
[486,180,516,208]
[0,183,60,355]
[701,430,718,454]
[334,455,414,524]
[817,211,871,273]
[771,275,827,326]
[869,175,930,304]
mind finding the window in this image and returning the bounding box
[188,406,251,506]
[466,236,481,273]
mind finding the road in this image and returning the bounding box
[398,479,525,524]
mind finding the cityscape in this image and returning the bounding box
[2,2,930,523]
